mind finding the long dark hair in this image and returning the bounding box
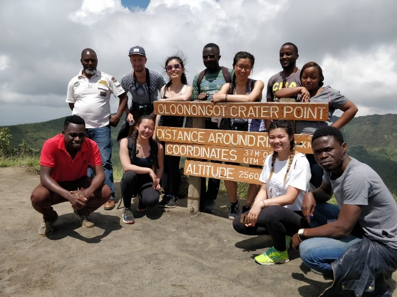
[129,115,159,169]
[164,54,188,89]
[300,61,324,87]
[267,120,295,184]
[229,51,255,94]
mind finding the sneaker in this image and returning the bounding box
[74,210,95,228]
[137,199,147,212]
[285,235,291,250]
[38,219,56,236]
[157,194,171,208]
[122,207,135,224]
[164,195,179,208]
[228,202,240,220]
[202,200,215,213]
[241,205,251,213]
[255,246,289,265]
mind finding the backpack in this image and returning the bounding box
[220,79,257,131]
[127,137,159,169]
[196,66,232,93]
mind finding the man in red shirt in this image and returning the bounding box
[31,115,110,236]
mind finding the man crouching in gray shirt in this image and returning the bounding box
[292,126,397,297]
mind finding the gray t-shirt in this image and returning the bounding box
[121,69,165,105]
[266,70,301,102]
[295,86,348,135]
[323,158,397,249]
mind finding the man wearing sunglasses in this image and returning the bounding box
[117,46,165,140]
[192,43,233,213]
[66,48,127,211]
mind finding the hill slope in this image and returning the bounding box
[3,114,397,192]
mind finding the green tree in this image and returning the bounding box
[0,127,12,157]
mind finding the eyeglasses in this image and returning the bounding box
[235,64,252,71]
[202,55,219,60]
[165,64,181,71]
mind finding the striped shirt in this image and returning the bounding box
[121,69,165,105]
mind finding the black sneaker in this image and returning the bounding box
[228,202,240,220]
[164,195,179,208]
[157,194,170,208]
[241,205,251,213]
[202,200,215,213]
[137,198,147,212]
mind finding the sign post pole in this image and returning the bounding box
[187,117,205,215]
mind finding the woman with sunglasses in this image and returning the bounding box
[274,61,358,188]
[212,51,264,219]
[157,55,193,208]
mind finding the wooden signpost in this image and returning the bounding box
[154,101,328,215]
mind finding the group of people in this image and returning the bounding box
[29,42,397,296]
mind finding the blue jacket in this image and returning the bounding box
[321,236,397,297]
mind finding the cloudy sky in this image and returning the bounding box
[1,0,396,126]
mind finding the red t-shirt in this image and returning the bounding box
[40,134,102,182]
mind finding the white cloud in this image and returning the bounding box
[0,55,9,70]
[69,0,127,26]
[0,0,397,125]
[322,44,397,116]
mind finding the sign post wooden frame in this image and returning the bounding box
[154,101,328,215]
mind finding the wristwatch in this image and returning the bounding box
[298,229,306,241]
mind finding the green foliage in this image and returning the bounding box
[3,114,397,202]
[0,155,40,173]
[0,127,12,156]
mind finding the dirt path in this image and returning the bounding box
[1,167,395,297]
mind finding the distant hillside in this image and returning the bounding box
[3,114,397,192]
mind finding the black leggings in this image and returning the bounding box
[233,205,309,251]
[121,171,159,208]
[162,155,181,196]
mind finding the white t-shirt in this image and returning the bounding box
[259,152,311,211]
[66,70,125,129]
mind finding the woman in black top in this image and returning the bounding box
[212,52,264,219]
[157,55,192,208]
[119,115,164,224]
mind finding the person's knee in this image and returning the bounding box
[31,185,50,207]
[141,188,159,207]
[261,206,278,224]
[122,171,137,184]
[100,185,111,201]
[299,239,322,267]
[143,195,159,208]
[232,216,245,233]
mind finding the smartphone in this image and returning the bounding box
[240,214,249,224]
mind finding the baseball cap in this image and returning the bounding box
[129,46,146,57]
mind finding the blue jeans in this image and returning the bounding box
[86,125,114,199]
[301,202,362,276]
[300,235,362,276]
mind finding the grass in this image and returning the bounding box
[0,155,40,173]
[2,156,396,204]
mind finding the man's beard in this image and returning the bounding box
[84,69,96,75]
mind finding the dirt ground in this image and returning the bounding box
[1,167,396,297]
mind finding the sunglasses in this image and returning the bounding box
[165,64,181,71]
[202,55,219,60]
